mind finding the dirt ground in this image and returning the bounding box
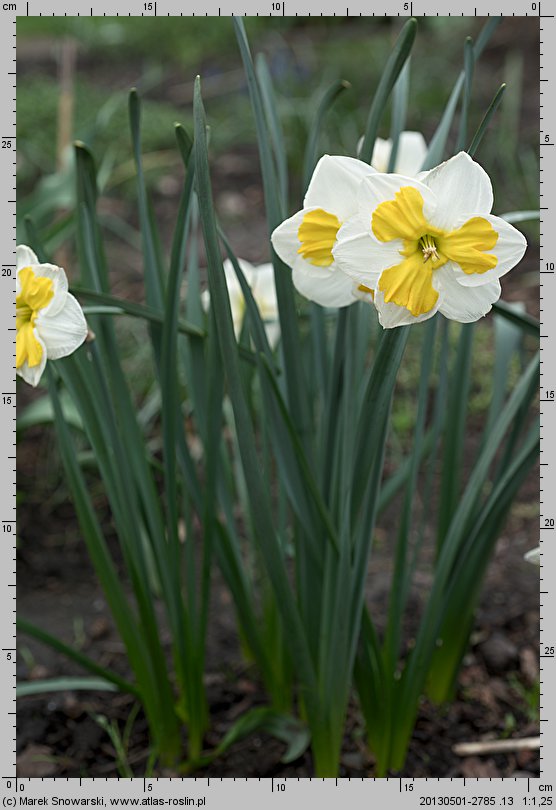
[16,421,540,778]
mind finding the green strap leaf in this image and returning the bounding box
[234,18,312,450]
[303,79,350,191]
[500,210,540,224]
[256,53,289,208]
[17,678,118,697]
[457,37,475,151]
[422,17,501,169]
[437,323,475,553]
[468,83,506,157]
[71,285,204,338]
[129,89,165,310]
[359,18,417,165]
[387,60,410,172]
[492,299,540,335]
[194,76,318,712]
[17,618,139,697]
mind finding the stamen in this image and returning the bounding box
[16,305,32,319]
[419,234,440,263]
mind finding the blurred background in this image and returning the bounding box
[17,16,539,256]
[17,16,540,778]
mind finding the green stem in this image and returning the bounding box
[311,726,342,778]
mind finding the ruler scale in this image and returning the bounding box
[3,1,547,802]
[540,4,553,776]
[1,0,16,778]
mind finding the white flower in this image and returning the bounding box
[333,152,527,328]
[271,155,377,308]
[202,258,280,348]
[358,131,428,177]
[16,245,88,386]
[524,547,540,566]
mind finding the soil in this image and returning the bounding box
[16,439,540,778]
[16,18,541,780]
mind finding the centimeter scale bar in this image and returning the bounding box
[1,0,16,781]
[15,2,556,17]
[0,776,554,804]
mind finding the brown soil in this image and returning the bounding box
[16,450,540,778]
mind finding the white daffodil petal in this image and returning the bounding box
[352,283,375,305]
[36,293,88,360]
[374,288,439,329]
[292,264,355,308]
[29,262,70,318]
[422,152,494,230]
[251,265,279,345]
[223,258,250,303]
[434,264,501,322]
[333,214,402,288]
[17,245,39,271]
[224,257,255,285]
[227,287,247,337]
[454,214,527,288]
[290,253,343,281]
[200,288,211,313]
[394,131,428,177]
[356,173,438,224]
[264,321,281,350]
[304,155,376,220]
[271,209,308,268]
[362,132,428,176]
[231,309,243,339]
[524,547,540,566]
[17,332,47,387]
[251,264,278,320]
[369,137,391,172]
[202,262,247,324]
[252,263,276,293]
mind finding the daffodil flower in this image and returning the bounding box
[16,245,88,386]
[202,258,280,348]
[358,130,428,177]
[271,155,377,307]
[333,152,527,328]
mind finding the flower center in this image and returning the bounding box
[16,266,54,369]
[419,234,440,264]
[297,208,341,267]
